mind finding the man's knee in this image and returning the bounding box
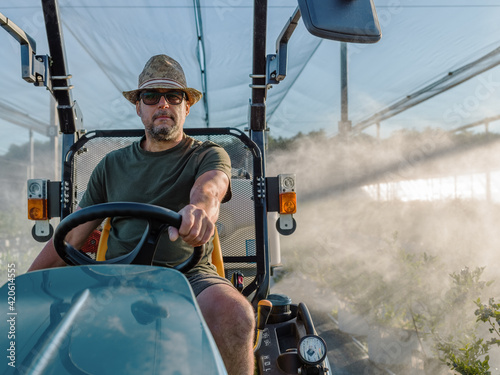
[198,285,255,331]
[198,285,255,374]
[228,294,255,333]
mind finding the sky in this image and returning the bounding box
[1,1,500,155]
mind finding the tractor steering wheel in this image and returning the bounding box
[53,202,205,273]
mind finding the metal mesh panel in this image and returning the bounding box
[73,136,141,210]
[71,132,257,287]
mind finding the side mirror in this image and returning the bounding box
[297,0,381,43]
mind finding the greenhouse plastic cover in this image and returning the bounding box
[1,0,500,154]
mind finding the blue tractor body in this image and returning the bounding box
[1,265,226,374]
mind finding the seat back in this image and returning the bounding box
[63,128,266,299]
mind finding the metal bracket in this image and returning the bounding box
[265,7,301,86]
[266,54,280,85]
[32,221,54,242]
[34,220,51,237]
[279,214,294,231]
[33,55,52,90]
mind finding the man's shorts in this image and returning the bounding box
[187,272,234,296]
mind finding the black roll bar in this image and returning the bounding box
[41,0,82,135]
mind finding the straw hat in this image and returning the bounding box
[123,55,202,106]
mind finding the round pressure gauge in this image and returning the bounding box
[297,335,327,365]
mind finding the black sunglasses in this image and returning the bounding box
[140,91,186,105]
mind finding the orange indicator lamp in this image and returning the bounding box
[279,192,297,214]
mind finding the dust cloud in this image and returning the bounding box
[2,130,500,371]
[268,129,500,371]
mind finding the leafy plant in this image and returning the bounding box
[475,297,500,346]
[434,274,498,375]
[437,336,491,375]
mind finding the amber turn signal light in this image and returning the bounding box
[27,179,49,220]
[28,199,48,220]
[279,192,297,214]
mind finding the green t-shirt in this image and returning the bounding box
[79,133,232,276]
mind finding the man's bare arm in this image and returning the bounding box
[28,206,101,272]
[169,170,229,247]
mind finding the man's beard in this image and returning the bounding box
[145,121,182,142]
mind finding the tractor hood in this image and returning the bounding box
[1,265,226,374]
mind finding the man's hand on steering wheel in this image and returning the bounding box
[52,202,205,273]
[168,204,215,247]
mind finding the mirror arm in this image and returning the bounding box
[0,12,51,88]
[276,6,301,52]
[266,6,301,85]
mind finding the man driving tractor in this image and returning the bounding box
[28,54,255,375]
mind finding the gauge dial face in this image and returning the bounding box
[298,335,327,365]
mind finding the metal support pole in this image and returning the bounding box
[50,96,60,180]
[250,0,268,135]
[250,0,268,171]
[376,122,381,200]
[250,0,270,306]
[42,0,78,134]
[485,170,491,203]
[485,121,491,203]
[338,42,351,136]
[250,0,268,172]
